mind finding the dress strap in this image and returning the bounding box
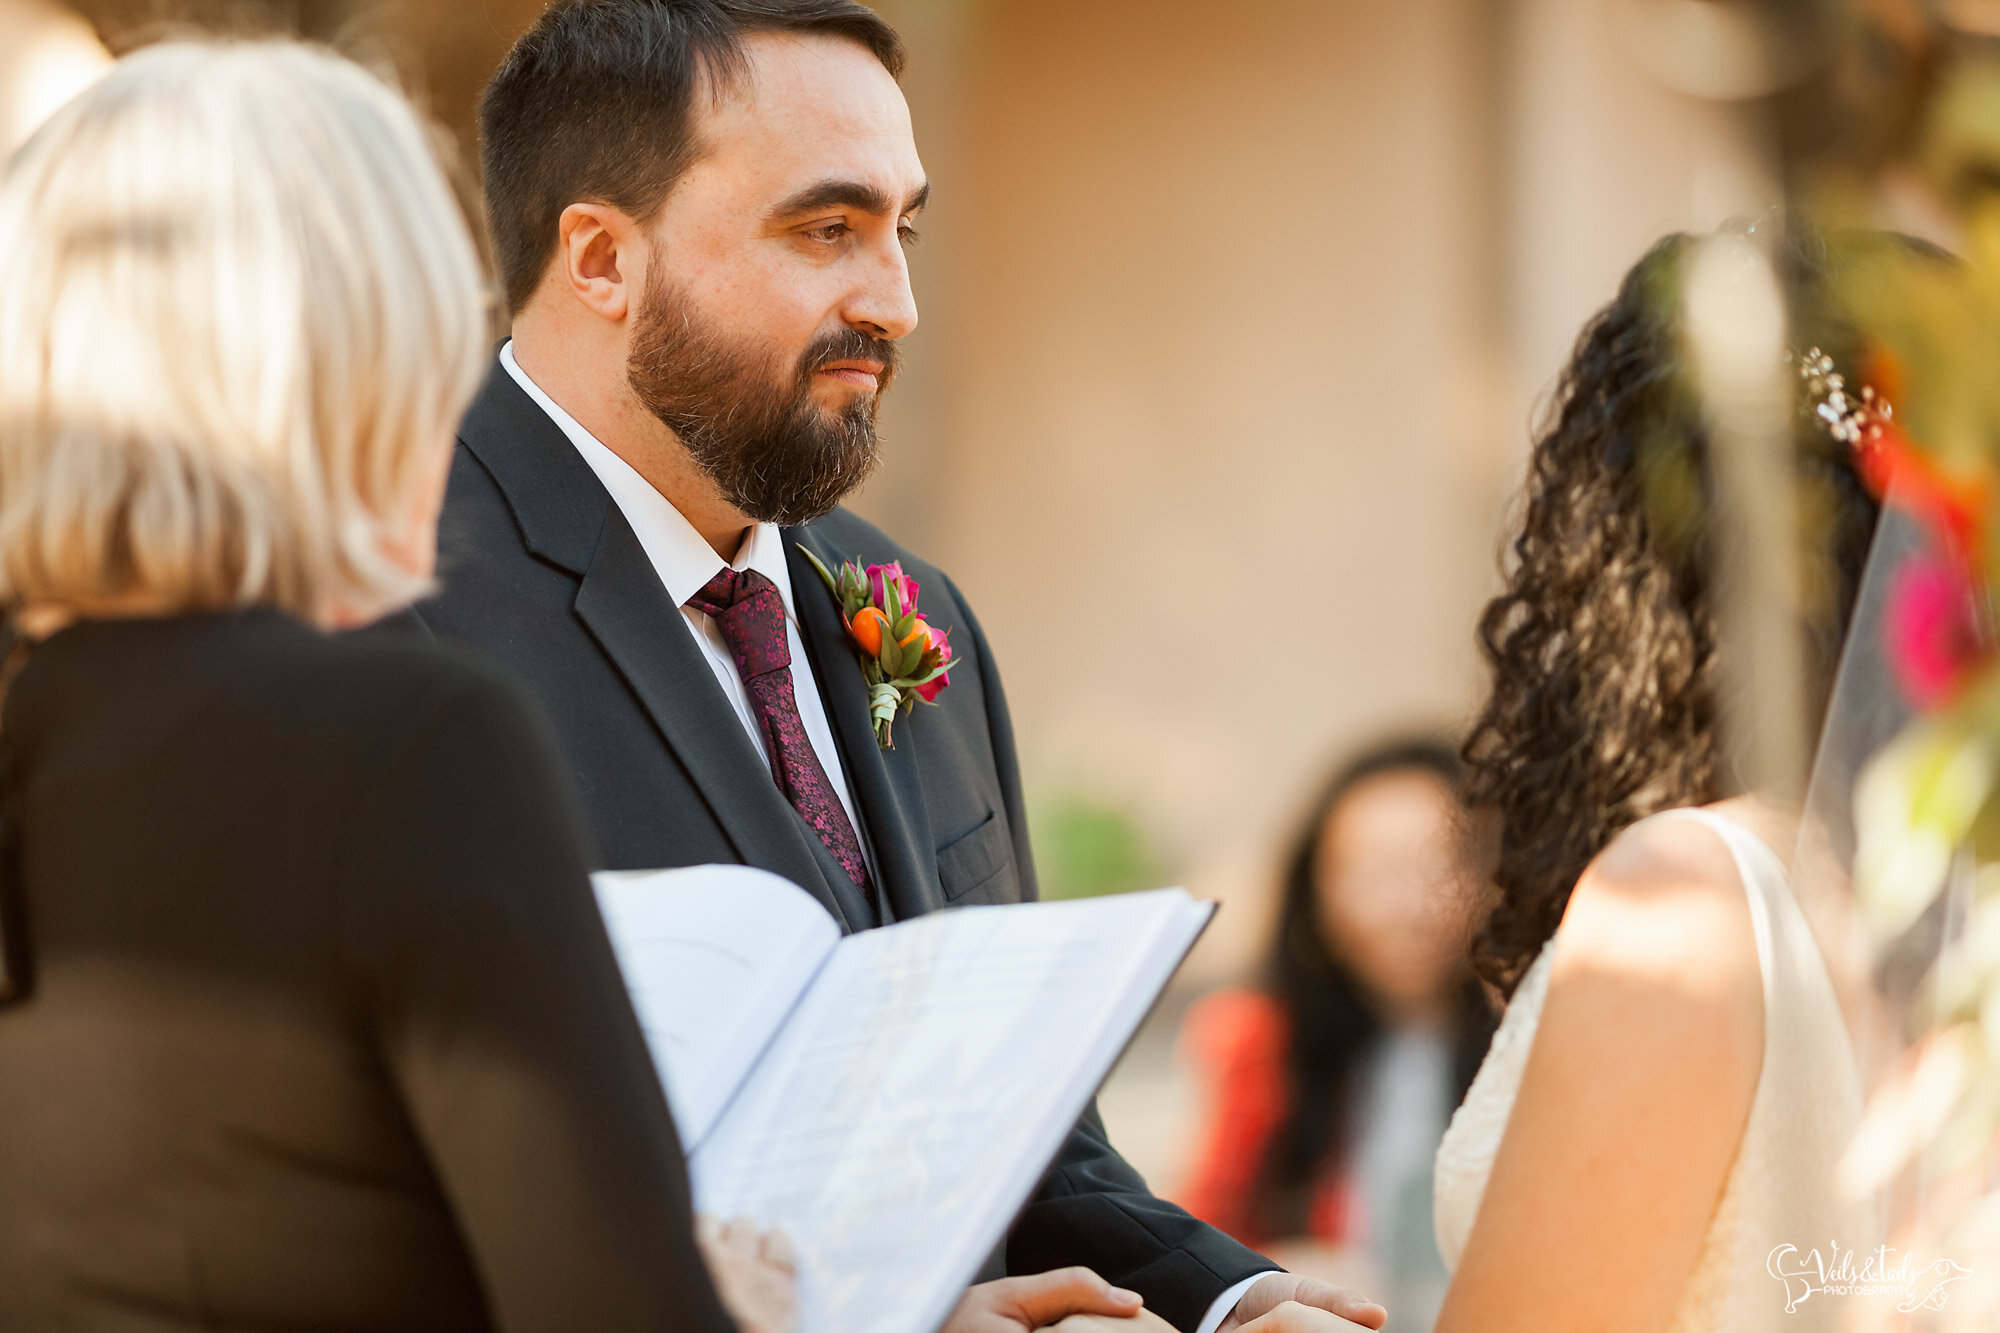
[1655,805,1787,871]
[1642,806,1786,1034]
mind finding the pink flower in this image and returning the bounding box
[867,562,920,615]
[914,623,952,702]
[802,549,960,747]
[1886,552,1986,709]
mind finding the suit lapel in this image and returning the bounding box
[460,363,852,927]
[786,525,942,922]
[454,358,610,575]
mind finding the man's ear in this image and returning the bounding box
[556,202,640,322]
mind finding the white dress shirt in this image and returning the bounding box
[1199,1276,1266,1333]
[500,342,863,839]
[502,344,1259,1331]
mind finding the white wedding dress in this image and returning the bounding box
[1432,808,1868,1330]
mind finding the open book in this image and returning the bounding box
[591,866,1213,1333]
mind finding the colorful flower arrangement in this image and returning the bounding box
[803,553,956,749]
[1822,234,2000,1316]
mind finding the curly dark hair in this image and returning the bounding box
[1462,226,1888,997]
[1248,738,1496,1240]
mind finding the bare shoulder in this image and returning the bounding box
[1587,809,1745,901]
[1553,807,1763,1014]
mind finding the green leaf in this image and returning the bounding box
[801,548,839,594]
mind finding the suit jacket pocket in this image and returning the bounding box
[935,810,1013,903]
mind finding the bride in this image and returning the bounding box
[1431,226,1903,1331]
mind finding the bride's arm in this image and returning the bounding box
[1433,815,1765,1333]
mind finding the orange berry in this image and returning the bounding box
[850,605,888,655]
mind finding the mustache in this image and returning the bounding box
[801,327,902,392]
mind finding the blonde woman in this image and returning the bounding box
[0,41,785,1332]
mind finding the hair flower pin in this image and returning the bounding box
[1793,345,1989,557]
[1794,346,1893,447]
[803,552,956,749]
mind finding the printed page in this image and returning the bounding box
[592,865,840,1152]
[690,888,1213,1333]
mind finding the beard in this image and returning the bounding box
[626,274,898,525]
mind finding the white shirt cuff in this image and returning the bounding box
[1193,1273,1273,1333]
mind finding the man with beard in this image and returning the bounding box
[420,3,1384,1332]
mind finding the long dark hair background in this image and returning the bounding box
[1461,225,1886,998]
[1248,739,1497,1241]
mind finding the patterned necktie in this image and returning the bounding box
[686,568,874,903]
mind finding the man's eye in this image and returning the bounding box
[898,223,921,247]
[805,223,848,243]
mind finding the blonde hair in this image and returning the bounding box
[0,39,489,624]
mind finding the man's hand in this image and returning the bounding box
[1217,1273,1388,1333]
[1038,1310,1176,1333]
[942,1268,1145,1333]
[694,1214,797,1333]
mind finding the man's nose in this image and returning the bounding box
[846,240,918,342]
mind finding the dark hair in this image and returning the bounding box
[1248,737,1497,1241]
[1461,225,1888,997]
[480,0,906,314]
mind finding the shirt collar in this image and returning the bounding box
[499,341,795,616]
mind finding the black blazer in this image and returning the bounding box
[416,363,1278,1331]
[0,611,733,1333]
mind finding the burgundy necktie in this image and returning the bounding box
[686,568,874,904]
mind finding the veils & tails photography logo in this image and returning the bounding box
[1768,1241,1972,1314]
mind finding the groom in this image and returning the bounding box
[420,3,1380,1331]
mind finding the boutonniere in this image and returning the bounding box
[803,552,957,749]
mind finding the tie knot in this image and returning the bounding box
[688,567,750,615]
[687,567,791,679]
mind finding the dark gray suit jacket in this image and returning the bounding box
[415,362,1279,1331]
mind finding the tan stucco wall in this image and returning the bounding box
[858,0,1515,972]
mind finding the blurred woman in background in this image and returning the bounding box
[0,39,782,1332]
[1179,739,1495,1333]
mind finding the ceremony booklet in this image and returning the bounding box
[590,866,1214,1333]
